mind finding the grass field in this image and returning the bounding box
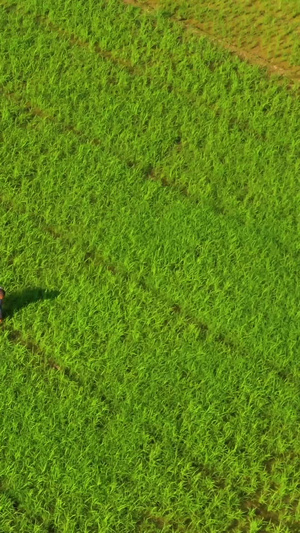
[0,0,300,531]
[131,0,300,84]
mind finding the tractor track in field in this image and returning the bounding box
[1,0,296,347]
[136,482,300,532]
[5,0,300,97]
[225,451,300,532]
[1,149,300,533]
[123,0,300,90]
[2,197,300,533]
[1,460,299,533]
[20,0,300,92]
[4,327,83,386]
[0,190,238,354]
[0,84,260,166]
[2,189,300,533]
[0,477,57,532]
[2,82,297,257]
[2,4,300,530]
[226,492,300,532]
[136,457,300,533]
[0,85,297,365]
[0,1,142,75]
[0,1,293,149]
[0,87,104,148]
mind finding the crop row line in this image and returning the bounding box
[0,186,238,353]
[1,88,297,368]
[0,89,236,355]
[0,1,143,74]
[0,89,258,532]
[3,183,298,530]
[228,491,300,532]
[1,3,299,530]
[3,175,300,531]
[3,80,294,249]
[1,86,103,147]
[0,0,289,147]
[0,206,234,533]
[0,475,57,532]
[4,0,300,92]
[1,85,295,363]
[1,432,299,532]
[0,0,152,79]
[226,449,300,531]
[123,0,300,89]
[137,478,300,533]
[1,181,298,533]
[5,326,83,386]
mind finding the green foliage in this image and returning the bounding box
[0,0,299,531]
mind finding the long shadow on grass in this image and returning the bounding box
[3,287,60,320]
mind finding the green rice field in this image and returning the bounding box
[0,0,299,531]
[135,0,300,83]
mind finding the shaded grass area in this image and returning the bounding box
[0,0,300,531]
[2,287,60,320]
[1,205,300,532]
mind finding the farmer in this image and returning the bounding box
[0,287,5,323]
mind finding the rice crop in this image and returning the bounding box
[0,0,299,531]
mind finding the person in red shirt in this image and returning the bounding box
[0,287,5,323]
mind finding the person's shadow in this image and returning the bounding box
[3,287,60,320]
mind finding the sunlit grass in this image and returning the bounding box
[0,0,300,531]
[156,0,300,76]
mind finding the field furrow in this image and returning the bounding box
[0,0,299,531]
